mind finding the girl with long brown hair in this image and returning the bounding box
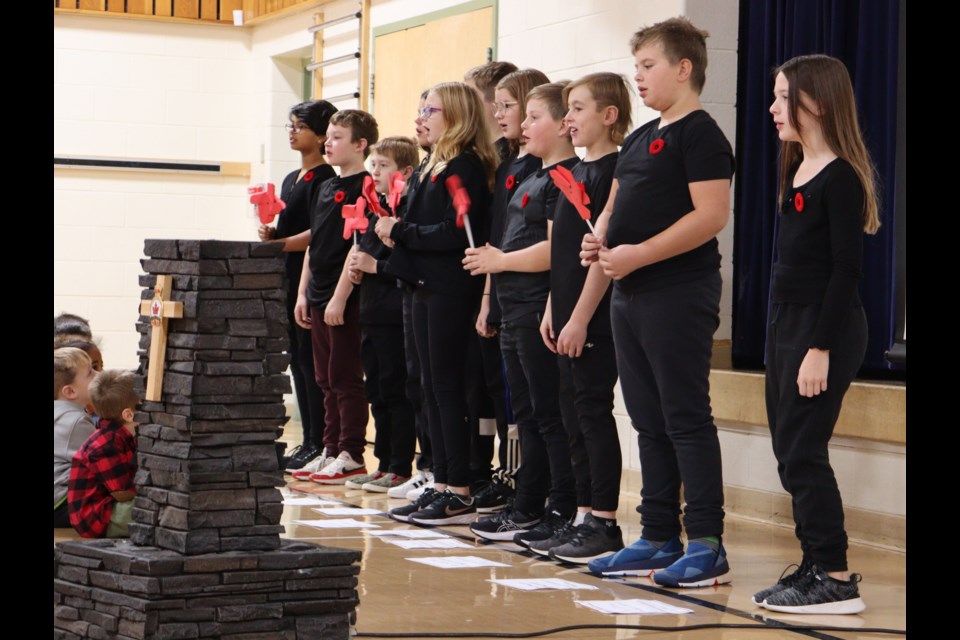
[756,54,879,615]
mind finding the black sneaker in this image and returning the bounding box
[548,514,625,564]
[409,489,477,526]
[473,479,514,513]
[283,443,322,472]
[514,509,571,549]
[762,565,866,614]
[752,560,813,606]
[389,488,439,523]
[526,519,577,557]
[469,508,540,541]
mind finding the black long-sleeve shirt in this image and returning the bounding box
[772,158,865,350]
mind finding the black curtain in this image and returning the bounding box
[732,0,901,375]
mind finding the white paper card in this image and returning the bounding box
[312,507,383,516]
[384,538,473,549]
[282,497,342,506]
[575,599,693,615]
[367,529,449,539]
[294,519,381,529]
[488,578,598,591]
[406,556,510,569]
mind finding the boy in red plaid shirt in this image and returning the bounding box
[68,369,139,538]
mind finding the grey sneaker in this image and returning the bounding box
[363,472,410,493]
[762,565,866,614]
[526,519,577,557]
[548,514,624,564]
[752,560,813,606]
[469,508,540,541]
[345,470,387,489]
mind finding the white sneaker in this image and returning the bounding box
[406,475,436,501]
[310,451,367,485]
[388,469,434,499]
[291,449,332,481]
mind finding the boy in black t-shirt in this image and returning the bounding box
[293,110,379,486]
[530,72,634,564]
[345,136,420,493]
[580,18,735,588]
[463,83,577,546]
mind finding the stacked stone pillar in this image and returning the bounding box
[54,240,361,640]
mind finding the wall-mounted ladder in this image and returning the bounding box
[307,0,371,110]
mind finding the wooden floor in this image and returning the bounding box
[281,443,907,640]
[54,432,907,639]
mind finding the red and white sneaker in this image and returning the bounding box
[310,451,367,485]
[291,449,333,481]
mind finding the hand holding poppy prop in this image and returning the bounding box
[549,165,594,233]
[248,183,286,224]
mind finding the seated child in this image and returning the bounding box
[68,369,140,538]
[54,347,98,527]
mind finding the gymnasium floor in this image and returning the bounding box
[280,433,907,640]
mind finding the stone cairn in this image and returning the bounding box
[54,240,361,640]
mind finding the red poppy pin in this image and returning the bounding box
[334,190,345,203]
[303,171,314,182]
[431,174,438,183]
[505,175,516,190]
[521,192,530,208]
[794,192,804,212]
[649,139,665,154]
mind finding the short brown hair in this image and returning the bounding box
[526,81,570,123]
[89,369,140,421]
[563,72,634,145]
[464,61,519,101]
[54,347,91,400]
[497,68,551,156]
[329,109,379,157]
[630,17,709,94]
[371,136,420,171]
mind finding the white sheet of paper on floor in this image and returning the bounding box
[406,556,510,569]
[575,599,693,615]
[488,578,598,591]
[311,507,384,516]
[367,529,449,539]
[294,519,381,529]
[282,497,343,506]
[384,538,473,549]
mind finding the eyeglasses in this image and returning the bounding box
[494,101,518,114]
[418,106,443,119]
[284,123,312,133]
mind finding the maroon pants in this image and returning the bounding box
[310,298,367,462]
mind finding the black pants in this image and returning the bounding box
[54,501,71,528]
[287,292,326,446]
[467,332,510,483]
[500,311,576,517]
[558,335,621,512]
[610,273,724,541]
[362,324,416,477]
[412,288,474,487]
[403,288,431,470]
[766,302,867,572]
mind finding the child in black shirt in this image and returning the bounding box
[257,99,337,474]
[344,136,420,493]
[581,18,734,588]
[376,83,497,526]
[464,82,578,546]
[293,110,378,486]
[753,54,878,615]
[533,72,633,564]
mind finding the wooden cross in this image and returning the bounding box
[138,274,184,402]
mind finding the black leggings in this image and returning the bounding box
[766,302,867,572]
[412,288,475,487]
